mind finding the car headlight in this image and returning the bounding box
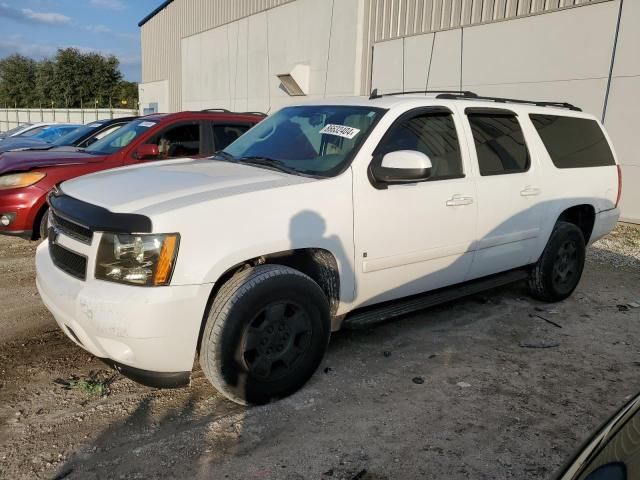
[95,233,179,286]
[0,172,46,190]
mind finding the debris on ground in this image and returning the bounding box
[529,313,563,329]
[519,342,560,349]
[412,376,424,385]
[456,382,472,388]
[382,351,391,358]
[617,305,630,312]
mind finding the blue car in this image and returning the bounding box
[0,124,81,153]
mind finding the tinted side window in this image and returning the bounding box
[213,124,250,150]
[378,113,463,180]
[149,122,201,159]
[468,114,529,176]
[530,114,615,168]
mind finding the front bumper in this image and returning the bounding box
[35,239,213,376]
[0,185,47,237]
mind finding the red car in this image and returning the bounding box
[0,110,264,239]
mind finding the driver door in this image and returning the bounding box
[352,108,478,307]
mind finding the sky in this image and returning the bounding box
[0,0,164,82]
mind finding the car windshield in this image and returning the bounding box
[51,122,105,147]
[221,105,385,177]
[85,119,156,155]
[33,126,80,143]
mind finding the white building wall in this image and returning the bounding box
[601,0,640,223]
[180,0,365,114]
[137,80,169,114]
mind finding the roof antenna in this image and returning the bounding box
[369,88,381,100]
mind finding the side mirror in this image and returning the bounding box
[371,150,432,186]
[135,144,159,160]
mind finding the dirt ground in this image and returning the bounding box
[1,227,639,480]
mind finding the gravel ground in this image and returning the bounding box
[0,224,639,480]
[589,223,640,268]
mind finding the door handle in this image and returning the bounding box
[446,195,474,207]
[520,186,541,197]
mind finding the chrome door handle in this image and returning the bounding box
[446,195,474,207]
[520,186,541,197]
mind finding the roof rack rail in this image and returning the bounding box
[369,88,477,100]
[200,108,231,113]
[368,88,581,111]
[435,92,582,111]
[241,111,267,116]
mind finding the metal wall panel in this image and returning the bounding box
[141,0,294,111]
[360,0,613,94]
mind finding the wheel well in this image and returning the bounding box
[196,248,340,352]
[558,204,595,243]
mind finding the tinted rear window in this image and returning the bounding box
[529,114,615,168]
[468,113,529,176]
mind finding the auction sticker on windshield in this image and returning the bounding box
[139,121,157,128]
[320,124,360,139]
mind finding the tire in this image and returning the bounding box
[528,221,586,302]
[37,207,49,240]
[200,264,330,405]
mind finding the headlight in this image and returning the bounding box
[0,172,46,190]
[95,233,179,286]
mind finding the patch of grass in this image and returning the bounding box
[54,371,116,397]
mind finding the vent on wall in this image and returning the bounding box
[277,63,310,96]
[277,74,306,96]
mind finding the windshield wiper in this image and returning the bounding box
[238,156,304,176]
[211,150,237,162]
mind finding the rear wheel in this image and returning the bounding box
[528,221,586,302]
[200,264,330,405]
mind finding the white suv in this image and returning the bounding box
[35,92,622,405]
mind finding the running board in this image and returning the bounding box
[343,269,529,329]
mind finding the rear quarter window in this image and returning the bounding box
[529,114,615,168]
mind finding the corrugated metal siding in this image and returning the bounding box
[141,0,294,111]
[360,0,613,93]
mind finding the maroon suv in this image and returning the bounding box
[0,110,263,239]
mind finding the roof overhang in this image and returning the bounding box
[138,0,174,27]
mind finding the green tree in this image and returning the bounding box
[0,48,136,109]
[35,59,56,107]
[0,54,38,107]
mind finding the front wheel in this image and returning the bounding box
[37,207,49,240]
[528,221,586,302]
[200,265,330,405]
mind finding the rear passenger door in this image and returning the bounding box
[461,107,543,280]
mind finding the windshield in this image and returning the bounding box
[51,122,104,147]
[222,105,385,177]
[33,125,80,143]
[85,119,157,155]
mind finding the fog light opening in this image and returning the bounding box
[0,214,15,227]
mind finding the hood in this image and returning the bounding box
[0,150,104,175]
[61,158,314,213]
[0,137,49,153]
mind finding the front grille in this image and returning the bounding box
[50,211,93,244]
[49,241,87,280]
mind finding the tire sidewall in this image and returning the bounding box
[205,268,330,405]
[539,223,586,300]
